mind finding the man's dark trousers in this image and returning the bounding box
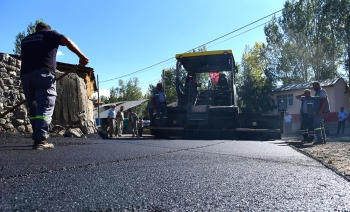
[21,69,57,141]
[338,120,346,134]
[300,114,314,142]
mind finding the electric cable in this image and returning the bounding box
[99,8,284,83]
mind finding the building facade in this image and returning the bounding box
[274,78,349,134]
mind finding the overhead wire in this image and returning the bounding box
[99,8,284,83]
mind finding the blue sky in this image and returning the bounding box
[1,0,286,98]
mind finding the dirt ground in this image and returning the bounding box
[283,134,350,181]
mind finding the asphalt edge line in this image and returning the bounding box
[287,143,350,182]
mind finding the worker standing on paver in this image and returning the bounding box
[20,22,89,150]
[295,89,314,143]
[151,83,167,127]
[312,81,330,145]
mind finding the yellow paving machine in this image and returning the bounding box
[149,50,284,139]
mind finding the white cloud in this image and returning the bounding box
[57,51,64,56]
[92,89,110,99]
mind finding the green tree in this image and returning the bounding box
[324,0,350,84]
[100,95,109,104]
[264,0,345,84]
[237,43,277,114]
[13,18,44,55]
[115,77,143,101]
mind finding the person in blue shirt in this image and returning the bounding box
[151,83,167,127]
[107,104,116,138]
[337,107,349,134]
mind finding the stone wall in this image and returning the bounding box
[0,53,96,137]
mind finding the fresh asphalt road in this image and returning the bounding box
[1,137,350,211]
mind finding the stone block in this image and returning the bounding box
[4,123,14,130]
[13,119,25,125]
[65,128,84,138]
[1,73,9,79]
[9,71,17,77]
[0,54,9,62]
[79,120,97,134]
[8,57,16,66]
[25,124,33,133]
[14,109,27,119]
[17,125,26,134]
[19,93,26,101]
[6,65,19,74]
[5,79,13,86]
[0,118,6,125]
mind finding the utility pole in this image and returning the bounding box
[162,69,166,95]
[97,75,100,127]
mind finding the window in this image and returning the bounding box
[277,94,293,107]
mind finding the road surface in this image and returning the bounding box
[1,137,349,211]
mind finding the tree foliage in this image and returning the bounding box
[264,0,348,84]
[13,18,44,55]
[236,43,277,114]
[108,77,143,102]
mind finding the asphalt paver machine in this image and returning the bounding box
[149,50,284,139]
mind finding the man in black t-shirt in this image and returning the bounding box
[20,22,89,150]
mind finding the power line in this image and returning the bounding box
[100,8,283,84]
[207,17,280,49]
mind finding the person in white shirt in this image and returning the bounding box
[337,107,349,134]
[284,112,292,134]
[107,104,116,138]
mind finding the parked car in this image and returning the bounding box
[143,120,150,127]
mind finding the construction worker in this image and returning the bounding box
[312,81,330,145]
[185,74,199,105]
[127,109,138,137]
[147,101,154,126]
[295,89,314,143]
[151,83,167,127]
[20,22,89,150]
[115,106,124,137]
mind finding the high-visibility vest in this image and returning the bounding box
[152,89,166,107]
[313,88,330,113]
[300,97,314,118]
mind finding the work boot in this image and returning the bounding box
[32,140,54,150]
[313,140,324,145]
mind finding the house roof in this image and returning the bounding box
[95,100,148,118]
[274,78,343,92]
